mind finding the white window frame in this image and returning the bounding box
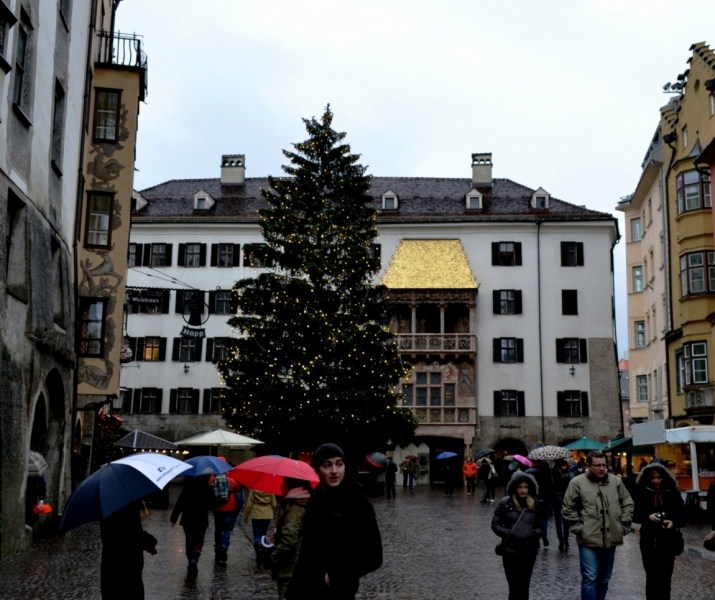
[631,218,642,242]
[633,266,644,292]
[635,321,646,348]
[636,375,648,402]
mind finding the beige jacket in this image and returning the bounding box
[243,490,277,522]
[562,472,634,549]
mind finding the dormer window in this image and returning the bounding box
[193,189,215,211]
[466,189,483,210]
[530,187,551,210]
[382,190,399,211]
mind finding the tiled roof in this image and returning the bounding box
[134,176,613,223]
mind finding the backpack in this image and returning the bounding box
[211,474,231,504]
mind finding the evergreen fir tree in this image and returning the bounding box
[217,107,416,453]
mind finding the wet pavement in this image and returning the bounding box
[1,484,714,599]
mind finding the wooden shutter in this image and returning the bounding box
[581,391,590,417]
[493,391,501,416]
[517,391,525,417]
[576,243,584,266]
[230,289,238,313]
[161,290,171,314]
[491,242,499,266]
[132,389,141,413]
[164,244,173,266]
[561,242,569,267]
[579,339,588,363]
[158,338,167,361]
[134,244,143,266]
[515,290,522,314]
[172,338,180,361]
[206,338,214,361]
[135,337,145,362]
[122,389,132,412]
[557,391,566,416]
[155,389,163,413]
[127,337,137,359]
[493,290,500,314]
[233,244,241,266]
[208,291,216,314]
[210,244,218,267]
[140,390,150,413]
[177,244,186,267]
[493,338,501,362]
[169,389,177,414]
[191,389,200,414]
[199,244,207,267]
[142,244,151,266]
[203,389,211,413]
[175,290,184,313]
[516,339,524,363]
[195,338,203,362]
[555,339,565,363]
[514,243,522,266]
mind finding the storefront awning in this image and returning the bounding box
[382,240,478,290]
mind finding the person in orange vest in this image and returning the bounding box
[209,471,244,567]
[463,457,478,496]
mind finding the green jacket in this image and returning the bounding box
[562,473,634,549]
[271,497,309,581]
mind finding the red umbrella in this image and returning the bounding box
[228,456,320,495]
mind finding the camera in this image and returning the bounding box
[654,512,668,527]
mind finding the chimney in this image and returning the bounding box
[471,153,492,187]
[221,154,245,185]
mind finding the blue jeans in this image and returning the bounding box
[408,473,416,489]
[579,546,616,600]
[214,510,238,550]
[252,518,270,544]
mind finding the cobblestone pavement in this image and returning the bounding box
[1,485,714,599]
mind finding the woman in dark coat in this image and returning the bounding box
[633,462,686,600]
[170,475,212,575]
[286,443,382,600]
[491,471,544,600]
[100,500,157,600]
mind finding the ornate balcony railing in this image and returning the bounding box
[96,31,148,101]
[396,334,476,353]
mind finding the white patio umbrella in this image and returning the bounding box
[175,429,263,451]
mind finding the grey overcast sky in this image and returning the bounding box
[116,0,715,356]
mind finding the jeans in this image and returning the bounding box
[183,524,207,557]
[541,497,552,538]
[579,546,616,600]
[214,510,238,550]
[480,480,493,500]
[502,551,537,600]
[252,518,271,544]
[408,473,416,489]
[466,477,477,494]
[386,476,396,498]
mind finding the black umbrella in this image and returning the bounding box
[475,449,495,460]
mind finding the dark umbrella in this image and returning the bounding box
[366,452,388,468]
[435,451,458,460]
[60,453,191,532]
[475,449,495,460]
[183,455,233,477]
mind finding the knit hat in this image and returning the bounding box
[312,443,346,470]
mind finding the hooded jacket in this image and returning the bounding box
[271,488,311,582]
[633,463,686,547]
[463,460,478,478]
[562,471,634,549]
[243,490,277,522]
[286,478,382,599]
[491,472,544,555]
[170,478,212,529]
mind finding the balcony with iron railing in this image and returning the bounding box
[96,31,148,101]
[396,333,476,354]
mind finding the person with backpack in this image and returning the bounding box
[244,489,278,568]
[209,471,244,567]
[170,475,213,575]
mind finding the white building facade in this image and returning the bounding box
[122,153,622,480]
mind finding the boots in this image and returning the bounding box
[188,550,201,575]
[254,542,265,568]
[215,546,227,567]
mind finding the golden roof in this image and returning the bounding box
[382,240,478,289]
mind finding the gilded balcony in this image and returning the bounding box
[396,333,476,355]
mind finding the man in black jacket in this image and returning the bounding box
[170,476,212,575]
[287,444,382,600]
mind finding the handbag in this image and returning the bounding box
[495,508,526,556]
[669,528,685,556]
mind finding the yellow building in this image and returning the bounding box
[75,2,147,473]
[662,43,715,426]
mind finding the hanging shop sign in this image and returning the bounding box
[128,293,161,305]
[181,326,206,339]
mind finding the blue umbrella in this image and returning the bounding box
[183,455,233,477]
[435,451,458,460]
[60,453,191,532]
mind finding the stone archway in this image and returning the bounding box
[492,436,529,458]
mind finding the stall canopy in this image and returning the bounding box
[175,429,263,447]
[563,437,606,451]
[604,437,655,457]
[115,429,178,451]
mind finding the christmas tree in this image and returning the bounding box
[217,107,416,454]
